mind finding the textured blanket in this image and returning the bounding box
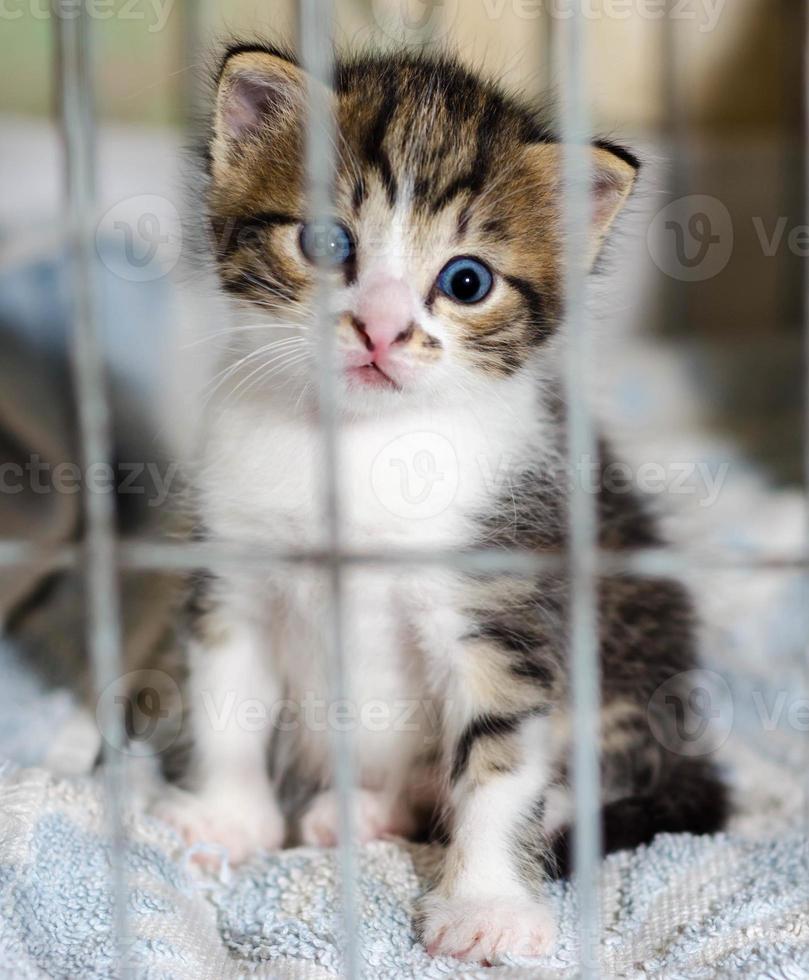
[0,757,804,980]
[0,343,807,978]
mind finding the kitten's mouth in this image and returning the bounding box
[346,362,401,391]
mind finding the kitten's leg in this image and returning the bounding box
[296,582,440,846]
[417,635,560,962]
[299,786,418,846]
[153,611,284,863]
[298,750,440,845]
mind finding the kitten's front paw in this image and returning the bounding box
[153,785,285,865]
[299,788,415,847]
[418,894,557,963]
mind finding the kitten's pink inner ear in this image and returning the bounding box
[589,146,638,238]
[220,74,294,139]
[523,143,638,250]
[216,53,306,143]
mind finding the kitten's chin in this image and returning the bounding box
[337,364,434,415]
[345,363,401,392]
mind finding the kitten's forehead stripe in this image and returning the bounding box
[438,96,505,210]
[362,80,399,207]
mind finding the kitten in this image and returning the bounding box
[155,42,727,962]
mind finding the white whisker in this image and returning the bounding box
[201,337,308,406]
[224,343,311,404]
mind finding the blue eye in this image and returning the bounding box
[437,256,494,304]
[299,221,355,267]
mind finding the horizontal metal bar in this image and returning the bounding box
[0,542,77,570]
[1,539,805,577]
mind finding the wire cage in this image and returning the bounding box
[0,0,807,976]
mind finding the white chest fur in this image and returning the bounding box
[199,376,545,552]
[194,376,548,784]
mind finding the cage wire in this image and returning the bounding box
[803,0,809,863]
[0,0,800,977]
[554,8,602,974]
[56,6,132,973]
[298,0,361,974]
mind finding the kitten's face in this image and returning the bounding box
[206,48,637,413]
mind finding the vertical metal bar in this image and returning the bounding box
[297,2,360,977]
[541,2,555,97]
[661,0,689,340]
[778,0,806,333]
[556,10,602,977]
[56,8,129,977]
[179,0,217,125]
[802,0,809,851]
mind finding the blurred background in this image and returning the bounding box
[0,0,805,699]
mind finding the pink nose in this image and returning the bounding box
[354,278,416,353]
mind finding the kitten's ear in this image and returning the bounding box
[588,143,639,240]
[211,48,323,175]
[524,141,639,261]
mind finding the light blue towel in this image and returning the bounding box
[0,766,805,979]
